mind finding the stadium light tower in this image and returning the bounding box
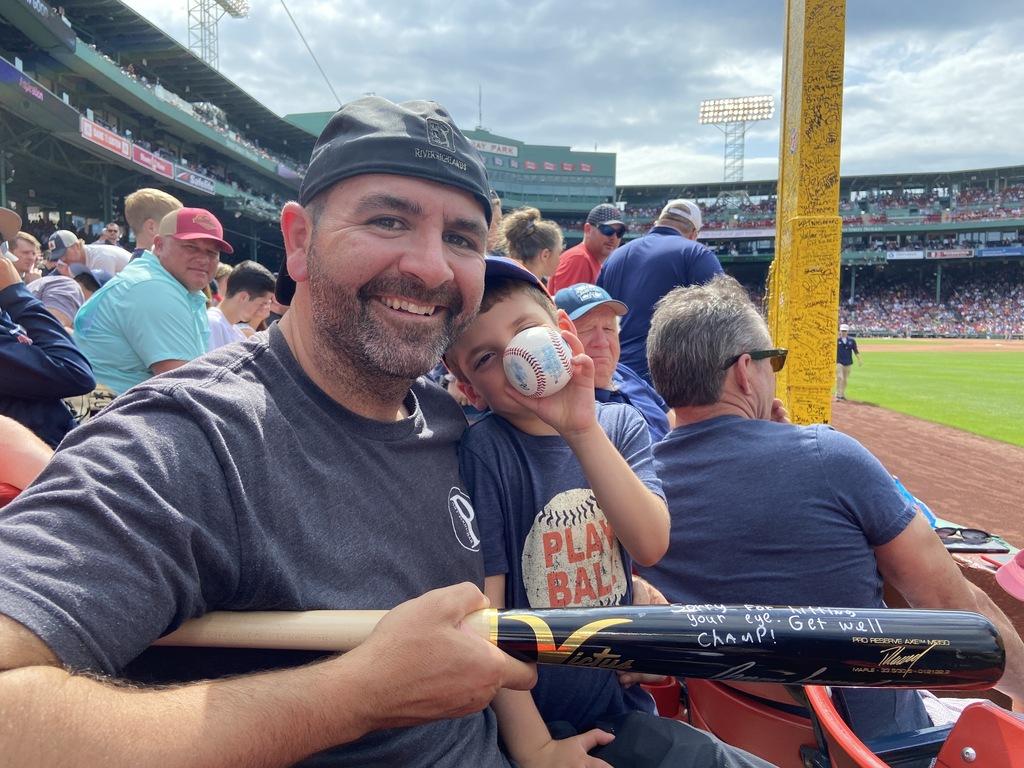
[188,0,250,70]
[698,96,775,182]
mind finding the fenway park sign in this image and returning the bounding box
[174,165,215,195]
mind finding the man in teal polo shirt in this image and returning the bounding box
[74,208,233,394]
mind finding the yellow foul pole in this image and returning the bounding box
[768,0,846,425]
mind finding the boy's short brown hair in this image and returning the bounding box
[444,275,556,383]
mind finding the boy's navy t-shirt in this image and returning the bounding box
[459,402,664,731]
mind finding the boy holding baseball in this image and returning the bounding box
[446,258,763,767]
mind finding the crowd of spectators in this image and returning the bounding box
[838,264,1024,337]
[83,42,305,177]
[2,192,284,449]
[31,8,304,220]
[621,184,1024,234]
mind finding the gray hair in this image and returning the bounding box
[647,274,771,407]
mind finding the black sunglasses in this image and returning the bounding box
[721,348,788,372]
[597,223,625,238]
[935,527,993,543]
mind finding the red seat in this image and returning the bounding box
[685,679,817,768]
[642,677,683,719]
[803,686,889,768]
[804,687,1024,768]
[934,701,1024,768]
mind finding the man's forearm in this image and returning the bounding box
[966,583,1024,702]
[0,657,373,768]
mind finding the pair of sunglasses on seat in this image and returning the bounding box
[935,527,993,543]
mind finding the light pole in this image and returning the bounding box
[698,96,775,182]
[187,0,250,70]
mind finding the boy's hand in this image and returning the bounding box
[617,670,671,687]
[518,731,615,768]
[631,574,669,605]
[770,398,790,424]
[503,330,599,440]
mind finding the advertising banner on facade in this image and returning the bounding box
[580,162,592,172]
[975,246,1024,258]
[543,161,556,171]
[80,117,131,159]
[925,248,973,259]
[0,57,78,132]
[132,145,173,179]
[173,165,216,195]
[13,0,76,51]
[524,160,537,170]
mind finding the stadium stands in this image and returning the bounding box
[0,2,1020,337]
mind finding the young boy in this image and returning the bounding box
[448,258,765,767]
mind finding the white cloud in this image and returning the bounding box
[122,0,1024,183]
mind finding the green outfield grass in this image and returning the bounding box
[845,343,1024,446]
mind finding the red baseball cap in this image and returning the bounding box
[996,550,1024,601]
[158,207,234,255]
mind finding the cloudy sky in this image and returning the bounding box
[126,0,1024,185]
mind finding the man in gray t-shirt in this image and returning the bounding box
[0,97,534,766]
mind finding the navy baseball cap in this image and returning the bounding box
[484,255,544,290]
[277,96,492,305]
[554,283,627,320]
[47,230,78,261]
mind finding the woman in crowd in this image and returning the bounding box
[499,207,563,286]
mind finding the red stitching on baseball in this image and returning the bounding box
[548,328,572,370]
[504,346,547,395]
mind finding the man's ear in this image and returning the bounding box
[733,355,756,396]
[556,308,576,335]
[280,201,313,285]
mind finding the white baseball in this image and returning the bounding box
[503,327,574,398]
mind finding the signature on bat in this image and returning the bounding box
[876,644,935,675]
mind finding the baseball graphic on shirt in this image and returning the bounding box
[521,488,626,608]
[502,327,573,398]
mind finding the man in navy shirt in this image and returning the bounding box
[1,216,94,448]
[554,282,672,442]
[598,198,722,383]
[639,275,1024,749]
[835,322,861,400]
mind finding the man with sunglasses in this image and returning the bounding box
[547,203,626,294]
[94,221,122,247]
[638,275,1024,750]
[597,198,723,384]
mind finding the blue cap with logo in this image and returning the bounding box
[553,283,628,320]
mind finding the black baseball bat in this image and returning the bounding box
[154,604,1004,689]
